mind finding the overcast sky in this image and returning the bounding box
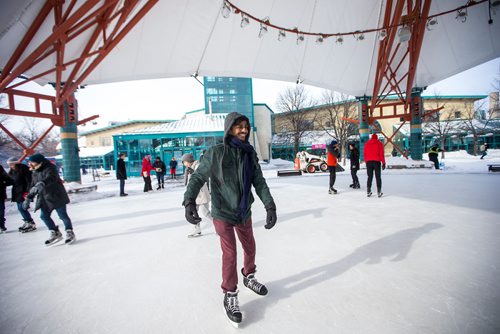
[2,57,499,131]
[76,57,500,127]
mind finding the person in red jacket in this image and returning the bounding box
[326,140,341,194]
[363,134,386,197]
[141,155,154,192]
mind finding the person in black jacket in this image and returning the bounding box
[0,165,13,233]
[348,143,360,189]
[23,153,75,245]
[7,157,37,232]
[116,153,128,196]
[153,156,166,190]
[169,157,178,179]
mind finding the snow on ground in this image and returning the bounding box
[1,151,499,334]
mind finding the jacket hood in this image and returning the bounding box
[224,112,250,144]
[371,134,379,140]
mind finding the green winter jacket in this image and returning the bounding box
[183,112,275,225]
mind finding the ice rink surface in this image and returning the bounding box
[1,153,499,334]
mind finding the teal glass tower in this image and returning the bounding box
[203,77,255,129]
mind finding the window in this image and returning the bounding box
[325,121,331,128]
[454,111,461,119]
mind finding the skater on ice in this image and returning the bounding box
[141,154,154,192]
[116,153,128,197]
[428,143,444,169]
[348,142,360,189]
[0,165,13,233]
[169,157,178,179]
[7,157,37,232]
[363,134,386,197]
[22,153,76,245]
[181,153,211,237]
[183,112,277,326]
[153,156,166,190]
[326,140,341,194]
[480,142,488,159]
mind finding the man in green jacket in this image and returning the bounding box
[183,112,277,326]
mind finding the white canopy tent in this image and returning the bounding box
[1,0,499,97]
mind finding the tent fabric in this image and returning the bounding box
[1,0,499,96]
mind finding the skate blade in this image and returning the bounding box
[65,238,76,245]
[222,306,241,328]
[20,228,37,233]
[187,233,202,238]
[45,237,63,246]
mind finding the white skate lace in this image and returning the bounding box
[246,276,264,293]
[226,293,240,313]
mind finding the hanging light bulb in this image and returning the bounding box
[426,17,438,30]
[398,25,411,42]
[221,1,231,19]
[240,14,249,28]
[296,33,305,44]
[278,30,286,41]
[353,31,364,41]
[378,29,387,41]
[316,35,324,44]
[336,36,344,44]
[258,17,269,38]
[456,8,467,22]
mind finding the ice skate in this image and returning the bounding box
[0,227,6,234]
[242,269,268,296]
[349,184,354,188]
[223,291,242,327]
[367,191,373,197]
[65,229,76,244]
[187,223,202,238]
[45,228,63,246]
[328,187,338,195]
[19,220,37,233]
[377,192,383,198]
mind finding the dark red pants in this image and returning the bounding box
[213,218,256,293]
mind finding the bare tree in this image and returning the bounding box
[316,91,358,164]
[16,118,59,156]
[276,85,316,156]
[457,100,497,155]
[422,93,457,158]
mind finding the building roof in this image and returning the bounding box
[79,120,174,136]
[1,1,498,97]
[121,113,227,135]
[54,146,114,160]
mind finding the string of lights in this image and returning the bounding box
[221,0,492,44]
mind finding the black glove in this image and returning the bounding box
[28,181,45,197]
[183,199,201,225]
[382,163,386,170]
[22,198,31,210]
[265,204,277,230]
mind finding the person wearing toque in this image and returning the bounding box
[183,112,277,326]
[24,153,76,245]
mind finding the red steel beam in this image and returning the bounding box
[405,0,432,107]
[0,1,53,83]
[58,0,159,104]
[0,0,103,92]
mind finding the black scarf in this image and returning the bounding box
[229,137,254,221]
